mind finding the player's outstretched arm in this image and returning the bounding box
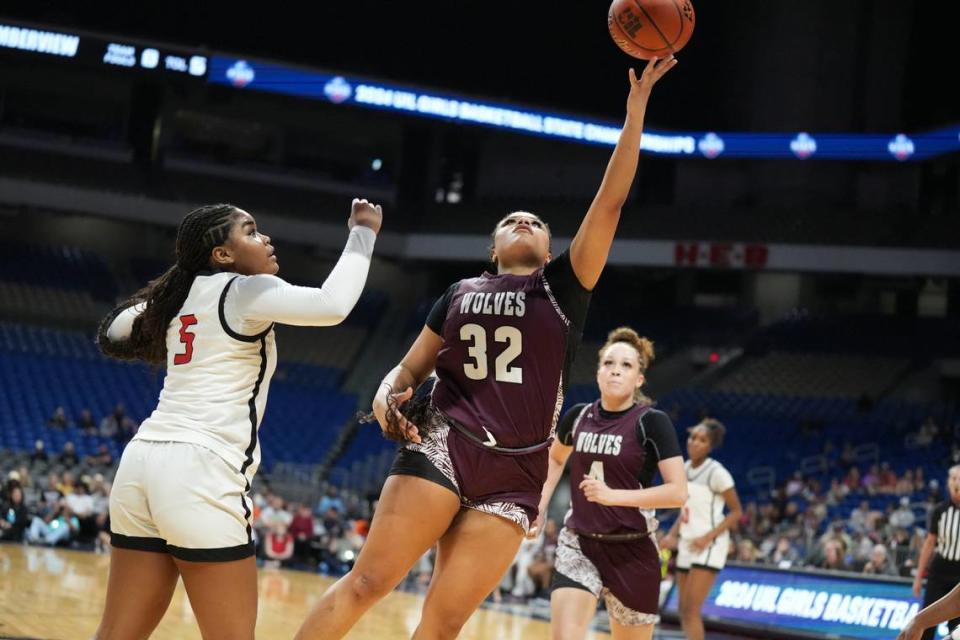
[235,199,381,327]
[568,56,677,290]
[897,582,960,640]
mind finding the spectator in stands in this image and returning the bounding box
[891,497,917,530]
[862,544,897,576]
[31,440,48,464]
[47,406,67,429]
[264,523,295,569]
[863,464,881,495]
[849,531,875,568]
[59,442,79,468]
[826,478,849,506]
[878,462,898,494]
[26,500,80,546]
[926,479,943,504]
[736,539,759,562]
[817,539,849,571]
[41,473,62,504]
[90,476,111,553]
[289,504,316,565]
[84,444,113,467]
[890,528,914,576]
[57,472,76,496]
[843,466,862,493]
[76,408,98,435]
[315,486,346,517]
[897,470,916,497]
[4,469,29,507]
[739,502,757,531]
[914,467,926,494]
[99,403,137,442]
[769,536,800,567]
[849,500,871,533]
[259,495,293,536]
[65,481,96,542]
[786,472,804,497]
[0,486,29,542]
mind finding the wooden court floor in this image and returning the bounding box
[0,544,616,640]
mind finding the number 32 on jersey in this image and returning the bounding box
[460,323,522,383]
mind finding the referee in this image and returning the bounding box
[913,465,960,640]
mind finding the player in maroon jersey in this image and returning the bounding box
[296,55,678,640]
[531,327,687,640]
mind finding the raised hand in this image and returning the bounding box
[348,198,383,234]
[626,55,678,116]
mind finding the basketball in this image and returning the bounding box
[608,0,695,60]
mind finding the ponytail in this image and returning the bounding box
[97,204,238,366]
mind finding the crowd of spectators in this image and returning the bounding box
[3,412,957,605]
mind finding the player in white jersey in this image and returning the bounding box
[92,199,381,640]
[662,418,742,640]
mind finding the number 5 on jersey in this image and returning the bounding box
[460,323,522,383]
[174,314,198,365]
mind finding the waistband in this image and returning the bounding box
[439,409,552,457]
[571,528,651,542]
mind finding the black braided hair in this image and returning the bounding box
[97,204,240,366]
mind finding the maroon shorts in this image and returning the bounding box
[389,412,545,533]
[553,526,661,625]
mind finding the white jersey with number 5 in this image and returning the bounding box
[135,271,277,478]
[106,226,377,480]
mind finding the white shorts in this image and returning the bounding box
[110,440,255,561]
[675,533,729,572]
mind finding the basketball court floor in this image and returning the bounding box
[0,544,747,639]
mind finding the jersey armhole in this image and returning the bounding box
[219,276,274,343]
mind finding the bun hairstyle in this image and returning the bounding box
[698,418,727,449]
[598,326,656,403]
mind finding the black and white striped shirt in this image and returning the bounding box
[929,500,960,579]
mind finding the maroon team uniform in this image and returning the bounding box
[552,400,681,625]
[389,250,590,531]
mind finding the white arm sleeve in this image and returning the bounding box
[232,226,376,327]
[105,303,146,342]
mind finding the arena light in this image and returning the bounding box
[207,56,960,161]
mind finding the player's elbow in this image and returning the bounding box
[320,296,357,325]
[670,483,688,507]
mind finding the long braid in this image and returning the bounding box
[98,204,239,366]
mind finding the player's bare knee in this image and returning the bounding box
[347,569,393,603]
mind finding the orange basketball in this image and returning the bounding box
[608,0,695,60]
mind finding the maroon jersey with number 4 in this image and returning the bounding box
[559,401,682,535]
[427,250,590,449]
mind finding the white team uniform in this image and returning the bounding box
[108,227,375,561]
[676,457,735,571]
